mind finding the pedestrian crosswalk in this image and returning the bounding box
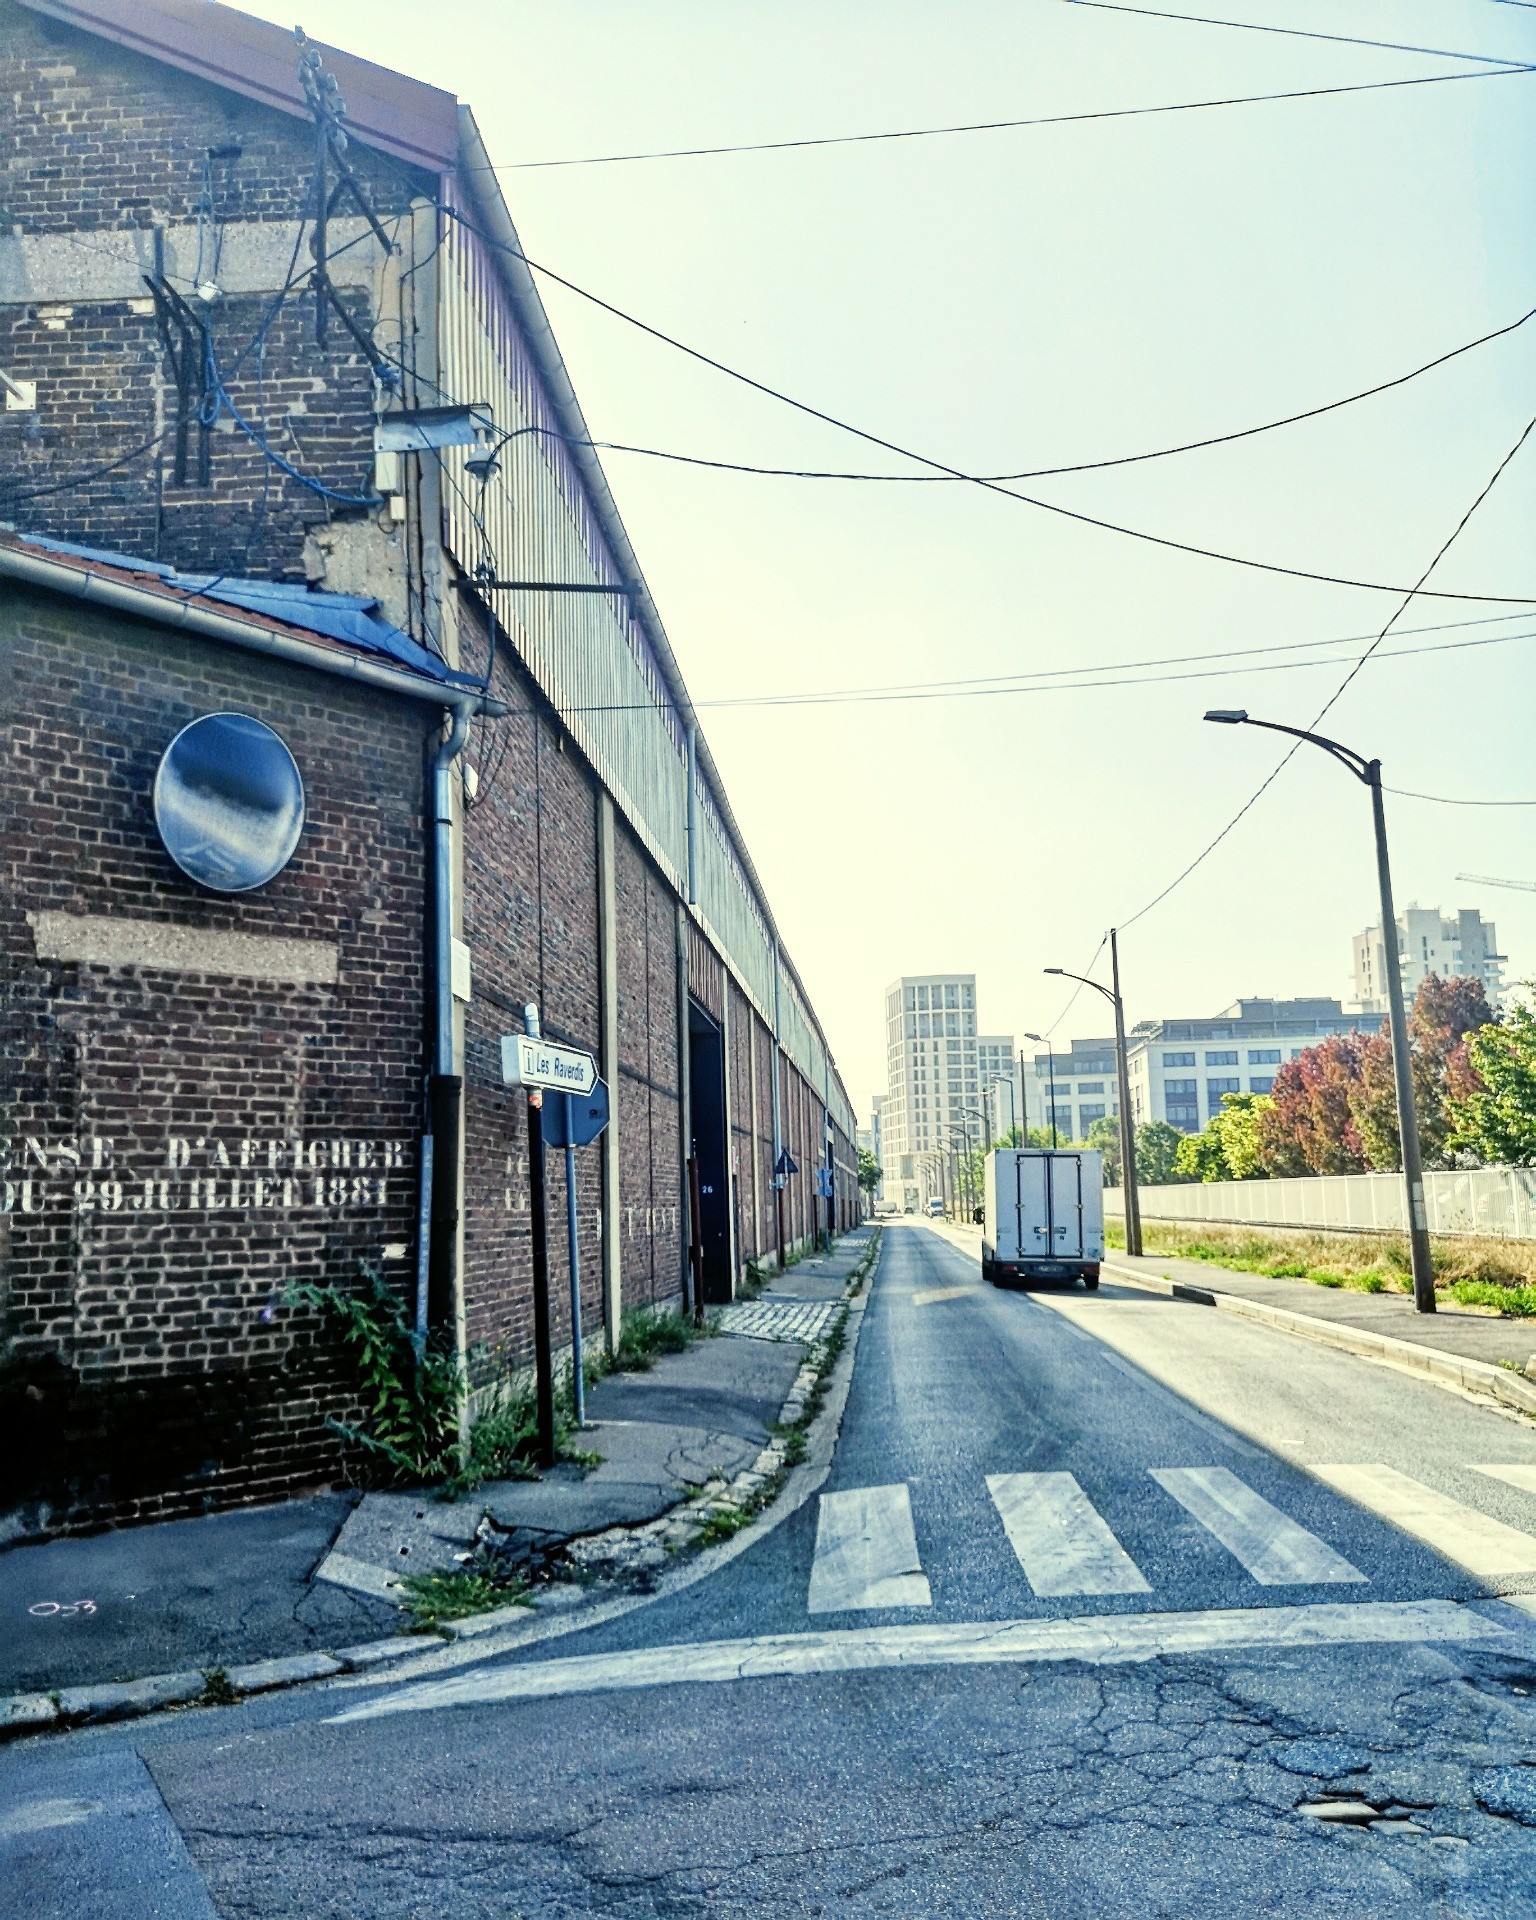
[806,1462,1536,1612]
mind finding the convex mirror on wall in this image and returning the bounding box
[153,712,305,892]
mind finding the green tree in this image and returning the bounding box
[1448,996,1536,1165]
[1211,1091,1273,1179]
[1085,1114,1120,1183]
[1134,1119,1184,1187]
[1174,1124,1228,1183]
[857,1148,883,1196]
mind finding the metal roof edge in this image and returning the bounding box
[0,542,488,712]
[454,106,853,1120]
[16,0,458,172]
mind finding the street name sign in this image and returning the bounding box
[500,1034,598,1096]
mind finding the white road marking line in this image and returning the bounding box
[1471,1464,1536,1497]
[1150,1467,1366,1586]
[330,1600,1510,1723]
[986,1472,1150,1596]
[807,1485,932,1613]
[1314,1463,1536,1579]
[911,1286,978,1307]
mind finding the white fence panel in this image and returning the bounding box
[1103,1167,1536,1241]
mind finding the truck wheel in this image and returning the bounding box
[982,1260,997,1286]
[1082,1272,1100,1291]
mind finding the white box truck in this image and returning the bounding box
[982,1149,1104,1289]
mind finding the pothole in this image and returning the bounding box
[1297,1794,1429,1835]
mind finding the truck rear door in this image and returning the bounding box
[1048,1154,1086,1258]
[1013,1152,1048,1262]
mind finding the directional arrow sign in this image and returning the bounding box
[500,1034,598,1096]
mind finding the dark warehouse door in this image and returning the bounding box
[688,999,732,1303]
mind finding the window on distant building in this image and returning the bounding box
[1205,1051,1238,1066]
[1248,1049,1281,1065]
[1080,1104,1106,1130]
[1291,1047,1306,1059]
[1164,1078,1197,1098]
[1163,1051,1195,1067]
[1166,1100,1199,1132]
[1208,1077,1241,1101]
[1076,1082,1104,1095]
[1250,1076,1275,1094]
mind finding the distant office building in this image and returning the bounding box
[1027,1037,1118,1144]
[882,974,982,1210]
[1353,906,1505,1013]
[1126,998,1385,1134]
[978,1033,1023,1141]
[862,1096,885,1203]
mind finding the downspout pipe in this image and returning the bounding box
[419,703,472,1345]
[685,723,699,907]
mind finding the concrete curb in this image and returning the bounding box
[1103,1260,1536,1420]
[0,1230,883,1743]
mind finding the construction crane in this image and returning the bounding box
[1457,873,1536,894]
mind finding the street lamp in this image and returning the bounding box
[1204,709,1435,1312]
[1023,1033,1059,1149]
[1045,931,1142,1257]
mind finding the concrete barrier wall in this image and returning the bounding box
[1103,1166,1536,1241]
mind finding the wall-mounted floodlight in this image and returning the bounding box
[374,403,493,455]
[154,712,305,893]
[1203,709,1249,725]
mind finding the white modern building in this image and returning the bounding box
[1027,1037,1118,1145]
[1126,998,1385,1134]
[978,1033,1023,1141]
[881,974,983,1212]
[1353,906,1505,1013]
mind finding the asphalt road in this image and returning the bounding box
[10,1221,1536,1917]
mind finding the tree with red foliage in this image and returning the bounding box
[1258,1033,1369,1176]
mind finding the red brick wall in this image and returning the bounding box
[0,586,432,1532]
[459,630,687,1369]
[0,1,425,578]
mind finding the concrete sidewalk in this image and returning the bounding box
[1105,1246,1536,1376]
[0,1229,874,1702]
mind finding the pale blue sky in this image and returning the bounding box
[243,0,1536,1114]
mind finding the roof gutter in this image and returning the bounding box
[0,543,504,716]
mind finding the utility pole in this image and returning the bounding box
[1205,710,1436,1311]
[1042,942,1143,1256]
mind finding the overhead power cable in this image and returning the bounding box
[502,300,1536,482]
[431,202,1536,606]
[495,66,1530,171]
[1059,0,1531,67]
[1386,784,1536,806]
[1119,406,1536,930]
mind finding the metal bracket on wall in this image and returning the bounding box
[1,367,36,411]
[145,275,211,487]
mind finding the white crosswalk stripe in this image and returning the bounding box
[808,1485,932,1613]
[1470,1463,1536,1498]
[1313,1463,1536,1579]
[1150,1467,1366,1586]
[986,1472,1150,1597]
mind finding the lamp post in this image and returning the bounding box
[954,1104,991,1221]
[1024,1031,1059,1150]
[1204,709,1435,1312]
[1045,933,1142,1257]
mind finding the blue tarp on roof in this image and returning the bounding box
[18,532,475,687]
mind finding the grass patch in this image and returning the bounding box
[396,1557,531,1631]
[605,1304,718,1376]
[1108,1217,1536,1315]
[692,1504,758,1548]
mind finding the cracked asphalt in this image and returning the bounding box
[9,1222,1536,1917]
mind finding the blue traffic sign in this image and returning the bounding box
[541,1079,610,1149]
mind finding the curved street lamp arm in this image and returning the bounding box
[1206,712,1375,784]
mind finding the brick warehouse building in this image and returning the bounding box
[0,0,857,1532]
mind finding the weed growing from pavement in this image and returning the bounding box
[200,1667,237,1707]
[397,1557,532,1631]
[1106,1219,1536,1315]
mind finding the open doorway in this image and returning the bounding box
[687,999,732,1303]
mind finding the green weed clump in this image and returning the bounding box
[606,1304,717,1375]
[397,1558,531,1631]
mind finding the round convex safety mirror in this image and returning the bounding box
[153,712,306,893]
